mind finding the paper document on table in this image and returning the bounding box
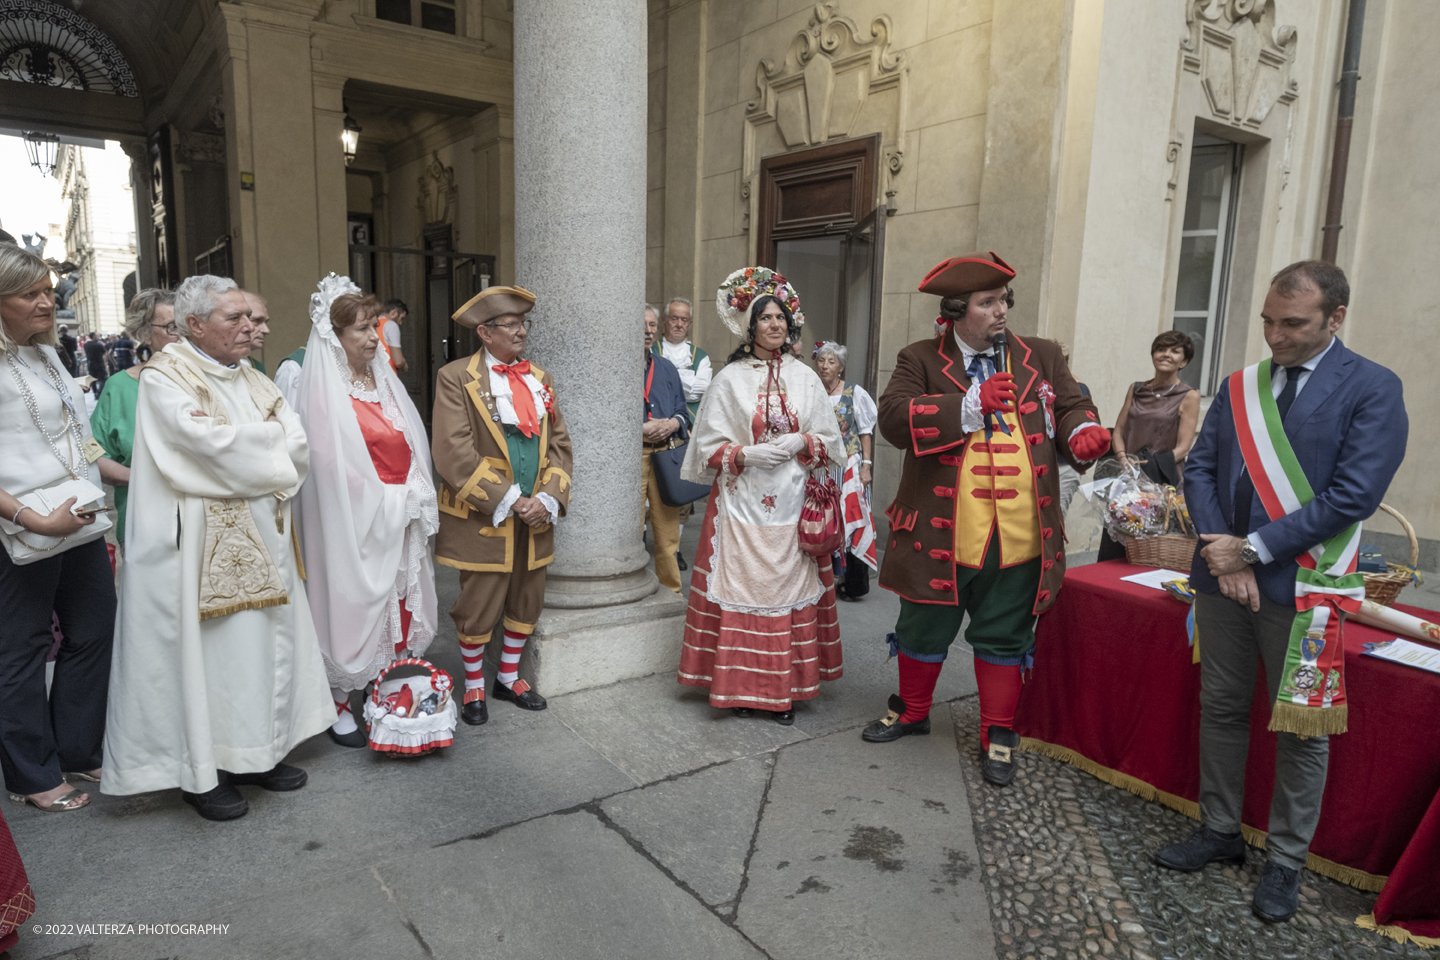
[1119,568,1192,592]
[1362,638,1440,675]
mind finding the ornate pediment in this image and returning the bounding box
[1182,0,1298,130]
[746,3,904,148]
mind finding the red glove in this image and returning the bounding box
[978,372,1017,417]
[1069,425,1112,462]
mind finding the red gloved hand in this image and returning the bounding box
[1069,425,1112,462]
[978,372,1017,417]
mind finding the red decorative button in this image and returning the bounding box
[913,542,922,551]
[914,427,940,439]
[929,549,953,562]
[933,486,955,498]
[914,403,940,415]
[1038,495,1053,508]
[930,517,953,529]
[1037,589,1051,603]
[1033,464,1050,477]
[1028,433,1044,446]
[1020,401,1038,414]
[929,579,955,591]
[1041,527,1054,539]
[939,455,963,466]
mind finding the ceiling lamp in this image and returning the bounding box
[342,111,362,166]
[23,132,60,177]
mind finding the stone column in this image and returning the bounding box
[511,0,687,695]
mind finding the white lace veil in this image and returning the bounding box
[294,273,440,691]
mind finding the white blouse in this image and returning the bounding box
[0,344,97,496]
[827,382,878,435]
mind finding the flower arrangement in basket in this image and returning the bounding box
[1104,466,1197,568]
[362,658,457,757]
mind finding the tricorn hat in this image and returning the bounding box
[918,252,1016,298]
[452,286,536,329]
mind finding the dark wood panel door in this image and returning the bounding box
[757,135,879,267]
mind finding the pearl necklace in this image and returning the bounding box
[6,348,85,481]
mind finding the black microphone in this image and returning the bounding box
[991,332,1007,378]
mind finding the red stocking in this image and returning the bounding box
[897,653,944,723]
[973,659,1023,749]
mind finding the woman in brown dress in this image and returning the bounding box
[1099,330,1200,560]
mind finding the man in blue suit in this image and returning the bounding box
[1153,260,1407,922]
[642,305,693,594]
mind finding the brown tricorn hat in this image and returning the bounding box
[452,286,537,329]
[918,252,1016,297]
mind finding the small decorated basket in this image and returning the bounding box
[1363,503,1423,607]
[1124,487,1199,568]
[362,658,457,757]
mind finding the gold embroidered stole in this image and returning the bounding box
[146,350,291,621]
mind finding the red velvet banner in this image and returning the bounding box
[1015,560,1440,941]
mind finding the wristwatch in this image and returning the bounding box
[1240,540,1261,565]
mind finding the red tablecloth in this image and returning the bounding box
[1016,560,1440,945]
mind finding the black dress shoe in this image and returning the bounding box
[676,551,688,571]
[731,707,754,718]
[861,694,931,743]
[182,782,248,821]
[327,725,368,748]
[772,709,795,726]
[461,695,489,726]
[1252,861,1300,922]
[493,679,547,711]
[225,763,308,792]
[981,726,1021,786]
[1154,825,1247,872]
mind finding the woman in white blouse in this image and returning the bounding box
[813,341,879,601]
[0,244,126,812]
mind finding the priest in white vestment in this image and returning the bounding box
[102,275,333,821]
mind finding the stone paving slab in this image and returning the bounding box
[9,704,635,931]
[376,809,767,960]
[736,702,996,960]
[600,754,774,909]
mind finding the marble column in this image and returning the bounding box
[511,0,687,695]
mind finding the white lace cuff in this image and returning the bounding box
[961,383,986,435]
[536,492,560,524]
[493,484,522,524]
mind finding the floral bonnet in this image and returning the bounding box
[715,267,804,339]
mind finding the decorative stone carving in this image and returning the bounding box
[1182,0,1297,130]
[747,2,903,147]
[178,132,226,165]
[0,0,139,97]
[741,2,908,231]
[417,150,457,226]
[1165,132,1185,201]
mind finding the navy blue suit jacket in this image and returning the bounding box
[1186,338,1408,606]
[644,354,692,439]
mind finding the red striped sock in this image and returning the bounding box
[497,629,527,688]
[973,659,1023,750]
[459,640,487,693]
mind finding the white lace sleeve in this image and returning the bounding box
[535,492,560,524]
[492,484,523,524]
[961,383,986,435]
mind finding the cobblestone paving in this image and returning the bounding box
[949,696,1432,960]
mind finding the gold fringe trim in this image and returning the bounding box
[1018,737,1387,892]
[1355,913,1440,949]
[199,595,290,622]
[1268,701,1348,737]
[291,525,306,581]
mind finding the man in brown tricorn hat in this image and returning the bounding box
[432,286,573,725]
[861,253,1110,788]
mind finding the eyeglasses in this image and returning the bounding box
[486,318,532,332]
[156,323,179,336]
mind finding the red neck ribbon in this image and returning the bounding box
[492,360,540,438]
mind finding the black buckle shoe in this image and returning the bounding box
[861,694,931,743]
[1154,826,1247,872]
[182,782,249,821]
[731,707,754,718]
[1252,861,1300,923]
[460,690,489,726]
[772,709,795,726]
[676,551,688,571]
[981,726,1021,786]
[225,763,308,792]
[493,678,547,711]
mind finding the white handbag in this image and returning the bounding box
[0,477,112,565]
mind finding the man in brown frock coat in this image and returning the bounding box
[432,287,573,725]
[862,253,1110,787]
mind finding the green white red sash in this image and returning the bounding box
[1230,362,1364,736]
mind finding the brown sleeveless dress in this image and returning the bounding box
[1123,380,1197,465]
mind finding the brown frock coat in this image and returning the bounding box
[432,351,573,573]
[877,332,1100,615]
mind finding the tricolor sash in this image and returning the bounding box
[1230,362,1365,736]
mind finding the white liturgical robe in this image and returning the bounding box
[102,340,334,796]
